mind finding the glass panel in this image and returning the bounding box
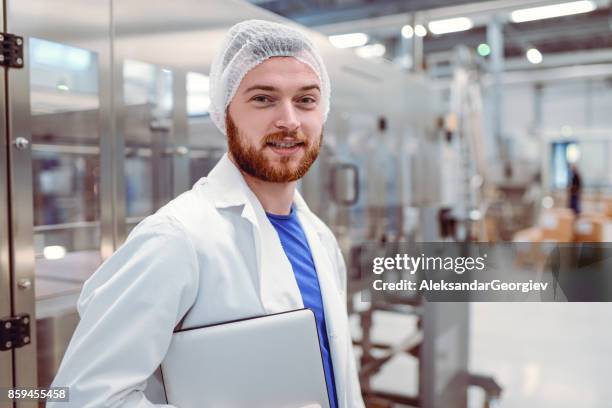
[188,148,224,186]
[186,71,223,183]
[187,72,210,118]
[123,60,173,230]
[340,113,377,242]
[551,142,571,190]
[577,141,606,189]
[29,38,102,301]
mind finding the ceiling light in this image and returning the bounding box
[329,33,368,48]
[428,17,474,35]
[526,48,543,64]
[355,43,386,59]
[43,245,67,260]
[566,143,580,163]
[414,24,427,37]
[401,25,414,39]
[477,43,491,57]
[510,1,596,23]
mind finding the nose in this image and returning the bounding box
[274,100,300,133]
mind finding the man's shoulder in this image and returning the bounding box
[131,181,220,239]
[158,181,218,219]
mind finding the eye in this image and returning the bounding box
[251,95,273,103]
[299,96,317,104]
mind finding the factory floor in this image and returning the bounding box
[470,303,612,408]
[351,303,612,407]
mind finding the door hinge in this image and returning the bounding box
[0,314,31,351]
[0,33,24,69]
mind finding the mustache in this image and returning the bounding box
[261,130,308,146]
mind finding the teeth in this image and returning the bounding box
[270,141,301,148]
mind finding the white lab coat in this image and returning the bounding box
[50,154,365,408]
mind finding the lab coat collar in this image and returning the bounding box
[205,153,255,210]
[205,153,304,312]
[205,153,313,221]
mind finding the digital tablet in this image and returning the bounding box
[160,308,331,408]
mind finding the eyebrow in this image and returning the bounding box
[243,84,320,94]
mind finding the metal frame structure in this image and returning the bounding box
[352,278,501,408]
[1,0,113,396]
[5,0,38,397]
[347,227,502,408]
[1,4,16,406]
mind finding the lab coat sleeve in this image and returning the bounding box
[334,244,366,408]
[49,216,199,408]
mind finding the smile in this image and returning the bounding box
[266,140,305,157]
[266,140,305,148]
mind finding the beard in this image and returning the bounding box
[225,112,322,183]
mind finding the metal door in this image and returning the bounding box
[2,1,112,402]
[122,60,177,235]
[0,4,16,407]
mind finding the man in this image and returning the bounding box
[568,163,581,214]
[50,19,365,407]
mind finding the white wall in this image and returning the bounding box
[481,77,612,187]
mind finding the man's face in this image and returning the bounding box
[226,56,324,183]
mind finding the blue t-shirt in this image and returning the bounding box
[266,205,339,408]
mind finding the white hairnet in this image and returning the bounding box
[209,19,331,136]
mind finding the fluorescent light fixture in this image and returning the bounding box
[566,143,580,163]
[428,17,474,35]
[355,43,386,59]
[401,25,414,39]
[526,48,543,64]
[329,33,368,48]
[510,1,596,23]
[414,24,427,37]
[43,245,66,260]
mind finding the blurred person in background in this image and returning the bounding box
[568,164,582,214]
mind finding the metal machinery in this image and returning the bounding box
[0,1,499,407]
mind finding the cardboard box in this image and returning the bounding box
[513,227,548,268]
[513,227,542,243]
[581,196,612,219]
[574,213,612,242]
[539,208,575,242]
[581,195,600,214]
[602,198,612,219]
